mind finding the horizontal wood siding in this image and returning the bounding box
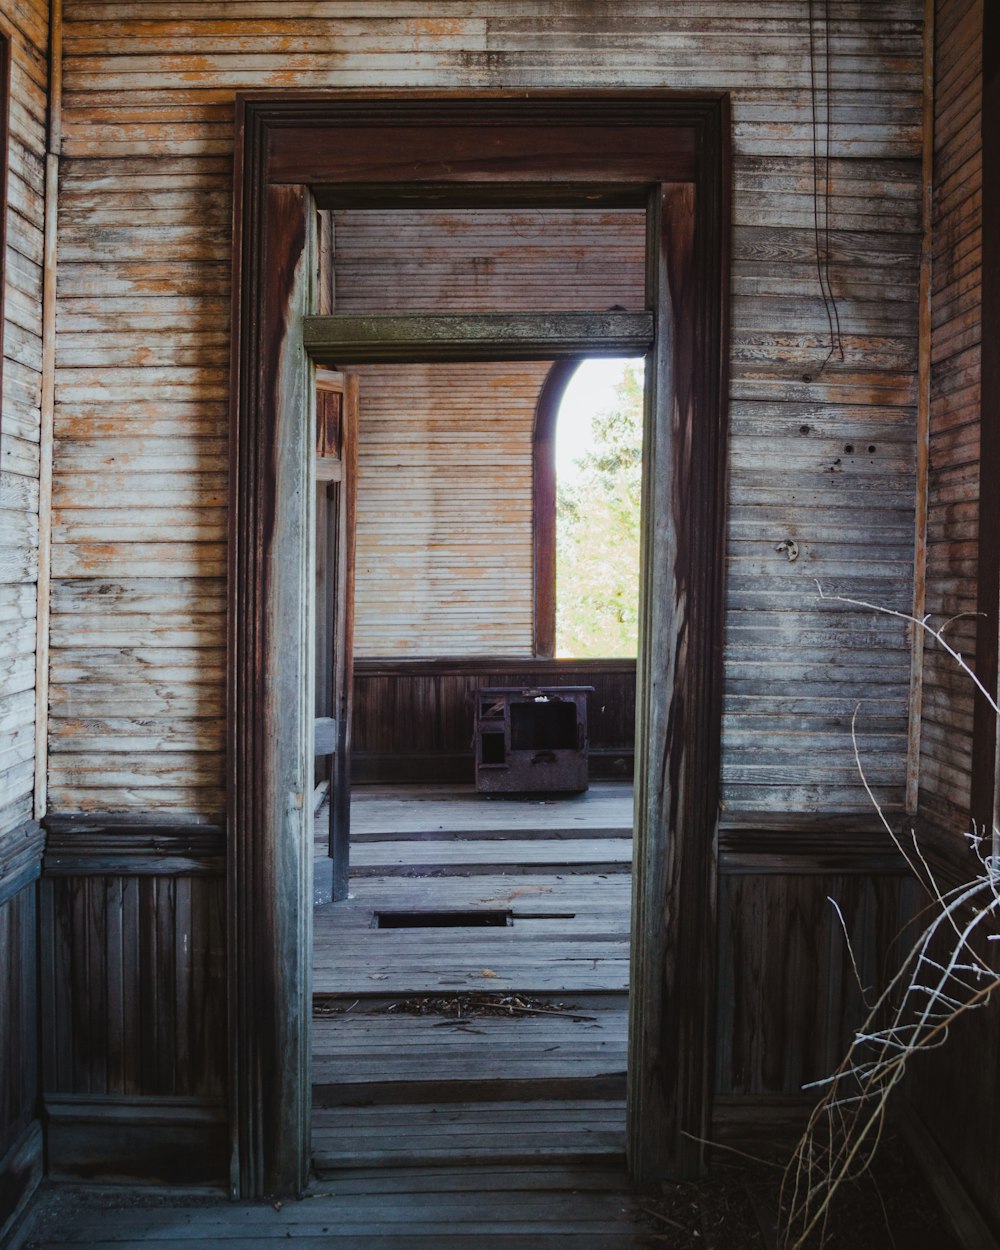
[352,658,636,782]
[352,360,552,657]
[50,2,923,817]
[905,3,1000,1239]
[336,212,644,658]
[332,208,647,315]
[0,0,48,837]
[918,0,981,833]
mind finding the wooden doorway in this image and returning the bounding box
[229,92,729,1199]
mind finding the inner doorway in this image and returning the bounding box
[310,303,646,1168]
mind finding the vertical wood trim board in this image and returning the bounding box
[629,165,728,1183]
[0,0,51,1231]
[33,0,61,822]
[229,165,315,1198]
[918,0,983,832]
[0,28,10,459]
[905,0,935,815]
[0,0,49,841]
[971,0,1000,832]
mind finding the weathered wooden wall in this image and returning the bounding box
[41,0,927,1180]
[0,0,49,1236]
[917,0,981,834]
[352,658,636,783]
[342,207,645,657]
[48,1,924,819]
[351,359,552,657]
[0,0,46,838]
[39,820,227,1183]
[905,2,1000,1240]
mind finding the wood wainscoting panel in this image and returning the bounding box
[0,820,44,1243]
[352,658,636,784]
[39,822,226,1184]
[716,866,915,1099]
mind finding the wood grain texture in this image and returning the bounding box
[22,1163,655,1247]
[303,311,654,362]
[0,0,49,839]
[39,865,226,1103]
[716,871,912,1095]
[907,7,1000,1242]
[971,0,999,831]
[0,2,49,1235]
[918,0,982,833]
[628,172,727,1182]
[0,870,39,1149]
[34,817,227,1185]
[228,172,315,1197]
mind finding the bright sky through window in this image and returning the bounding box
[555,358,643,482]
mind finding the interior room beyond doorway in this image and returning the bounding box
[310,204,647,1172]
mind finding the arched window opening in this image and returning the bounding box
[533,357,644,659]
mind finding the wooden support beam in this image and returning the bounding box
[303,312,654,364]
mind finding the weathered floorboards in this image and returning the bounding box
[24,1166,649,1248]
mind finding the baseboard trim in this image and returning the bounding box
[42,819,225,877]
[0,1120,43,1249]
[45,1096,227,1187]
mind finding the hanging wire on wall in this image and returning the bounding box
[808,0,846,374]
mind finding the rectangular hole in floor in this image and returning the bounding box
[372,909,513,929]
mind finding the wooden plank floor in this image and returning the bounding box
[313,783,633,997]
[344,783,635,836]
[313,998,628,1110]
[313,1100,628,1169]
[24,1166,656,1248]
[312,782,634,1175]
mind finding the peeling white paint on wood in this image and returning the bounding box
[0,0,49,835]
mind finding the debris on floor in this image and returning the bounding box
[636,1140,962,1250]
[314,991,594,1021]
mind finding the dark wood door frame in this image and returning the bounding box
[229,90,730,1198]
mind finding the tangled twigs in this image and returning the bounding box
[778,589,1000,1249]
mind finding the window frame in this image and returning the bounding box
[532,358,579,657]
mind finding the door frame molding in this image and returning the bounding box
[228,90,730,1197]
